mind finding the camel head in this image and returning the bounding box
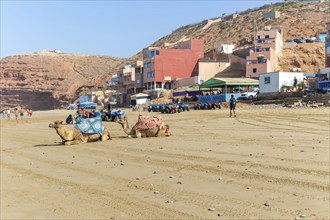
[49,120,64,129]
[115,116,127,125]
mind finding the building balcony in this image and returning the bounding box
[123,72,132,76]
[246,59,267,64]
[123,81,134,86]
[255,38,275,44]
[251,48,271,53]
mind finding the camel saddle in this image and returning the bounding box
[133,114,163,131]
[74,116,104,135]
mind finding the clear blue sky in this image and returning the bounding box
[1,0,282,59]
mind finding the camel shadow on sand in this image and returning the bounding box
[33,143,66,147]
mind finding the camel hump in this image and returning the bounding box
[134,114,163,131]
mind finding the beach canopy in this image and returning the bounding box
[78,101,97,108]
[199,77,259,88]
[130,93,150,99]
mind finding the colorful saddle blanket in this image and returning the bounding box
[133,114,163,131]
[74,116,104,135]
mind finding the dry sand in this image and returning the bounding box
[1,107,329,219]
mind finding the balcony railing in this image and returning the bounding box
[255,38,275,44]
[251,48,271,53]
[246,59,267,64]
[123,72,132,76]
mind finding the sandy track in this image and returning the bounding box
[1,107,329,219]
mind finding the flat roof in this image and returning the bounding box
[200,77,259,88]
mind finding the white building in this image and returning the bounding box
[217,44,235,54]
[259,72,304,93]
[130,93,151,106]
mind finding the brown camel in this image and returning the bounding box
[49,120,111,145]
[115,115,171,138]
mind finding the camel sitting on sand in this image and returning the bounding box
[115,115,171,138]
[49,120,111,145]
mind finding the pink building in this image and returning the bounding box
[246,28,283,78]
[116,61,143,105]
[142,38,204,90]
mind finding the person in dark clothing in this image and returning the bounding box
[107,103,112,112]
[293,77,298,89]
[229,95,236,117]
[66,114,73,124]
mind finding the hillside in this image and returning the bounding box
[0,52,132,110]
[0,2,329,110]
[152,2,329,52]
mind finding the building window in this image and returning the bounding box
[327,46,330,54]
[265,35,270,39]
[147,71,154,78]
[137,79,140,84]
[264,76,270,84]
[143,62,151,68]
[257,35,260,39]
[252,68,257,73]
[150,50,155,59]
[265,48,270,51]
[156,50,160,55]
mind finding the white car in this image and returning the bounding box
[239,88,259,100]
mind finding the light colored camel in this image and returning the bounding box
[49,120,111,145]
[115,115,171,138]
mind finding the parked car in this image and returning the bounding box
[293,38,306,43]
[305,38,315,43]
[233,87,244,93]
[239,88,260,100]
[285,39,294,43]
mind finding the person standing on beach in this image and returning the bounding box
[229,95,236,117]
[6,108,11,120]
[20,109,24,120]
[293,77,298,89]
[14,108,19,121]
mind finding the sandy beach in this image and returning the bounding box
[1,106,329,219]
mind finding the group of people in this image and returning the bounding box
[66,107,102,124]
[1,108,33,120]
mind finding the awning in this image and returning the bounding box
[131,93,150,100]
[78,101,97,108]
[199,77,259,88]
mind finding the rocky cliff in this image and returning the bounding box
[0,52,132,110]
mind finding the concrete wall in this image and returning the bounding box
[198,61,230,82]
[173,76,200,89]
[259,72,280,93]
[263,11,280,19]
[259,72,304,93]
[246,60,272,78]
[217,45,235,54]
